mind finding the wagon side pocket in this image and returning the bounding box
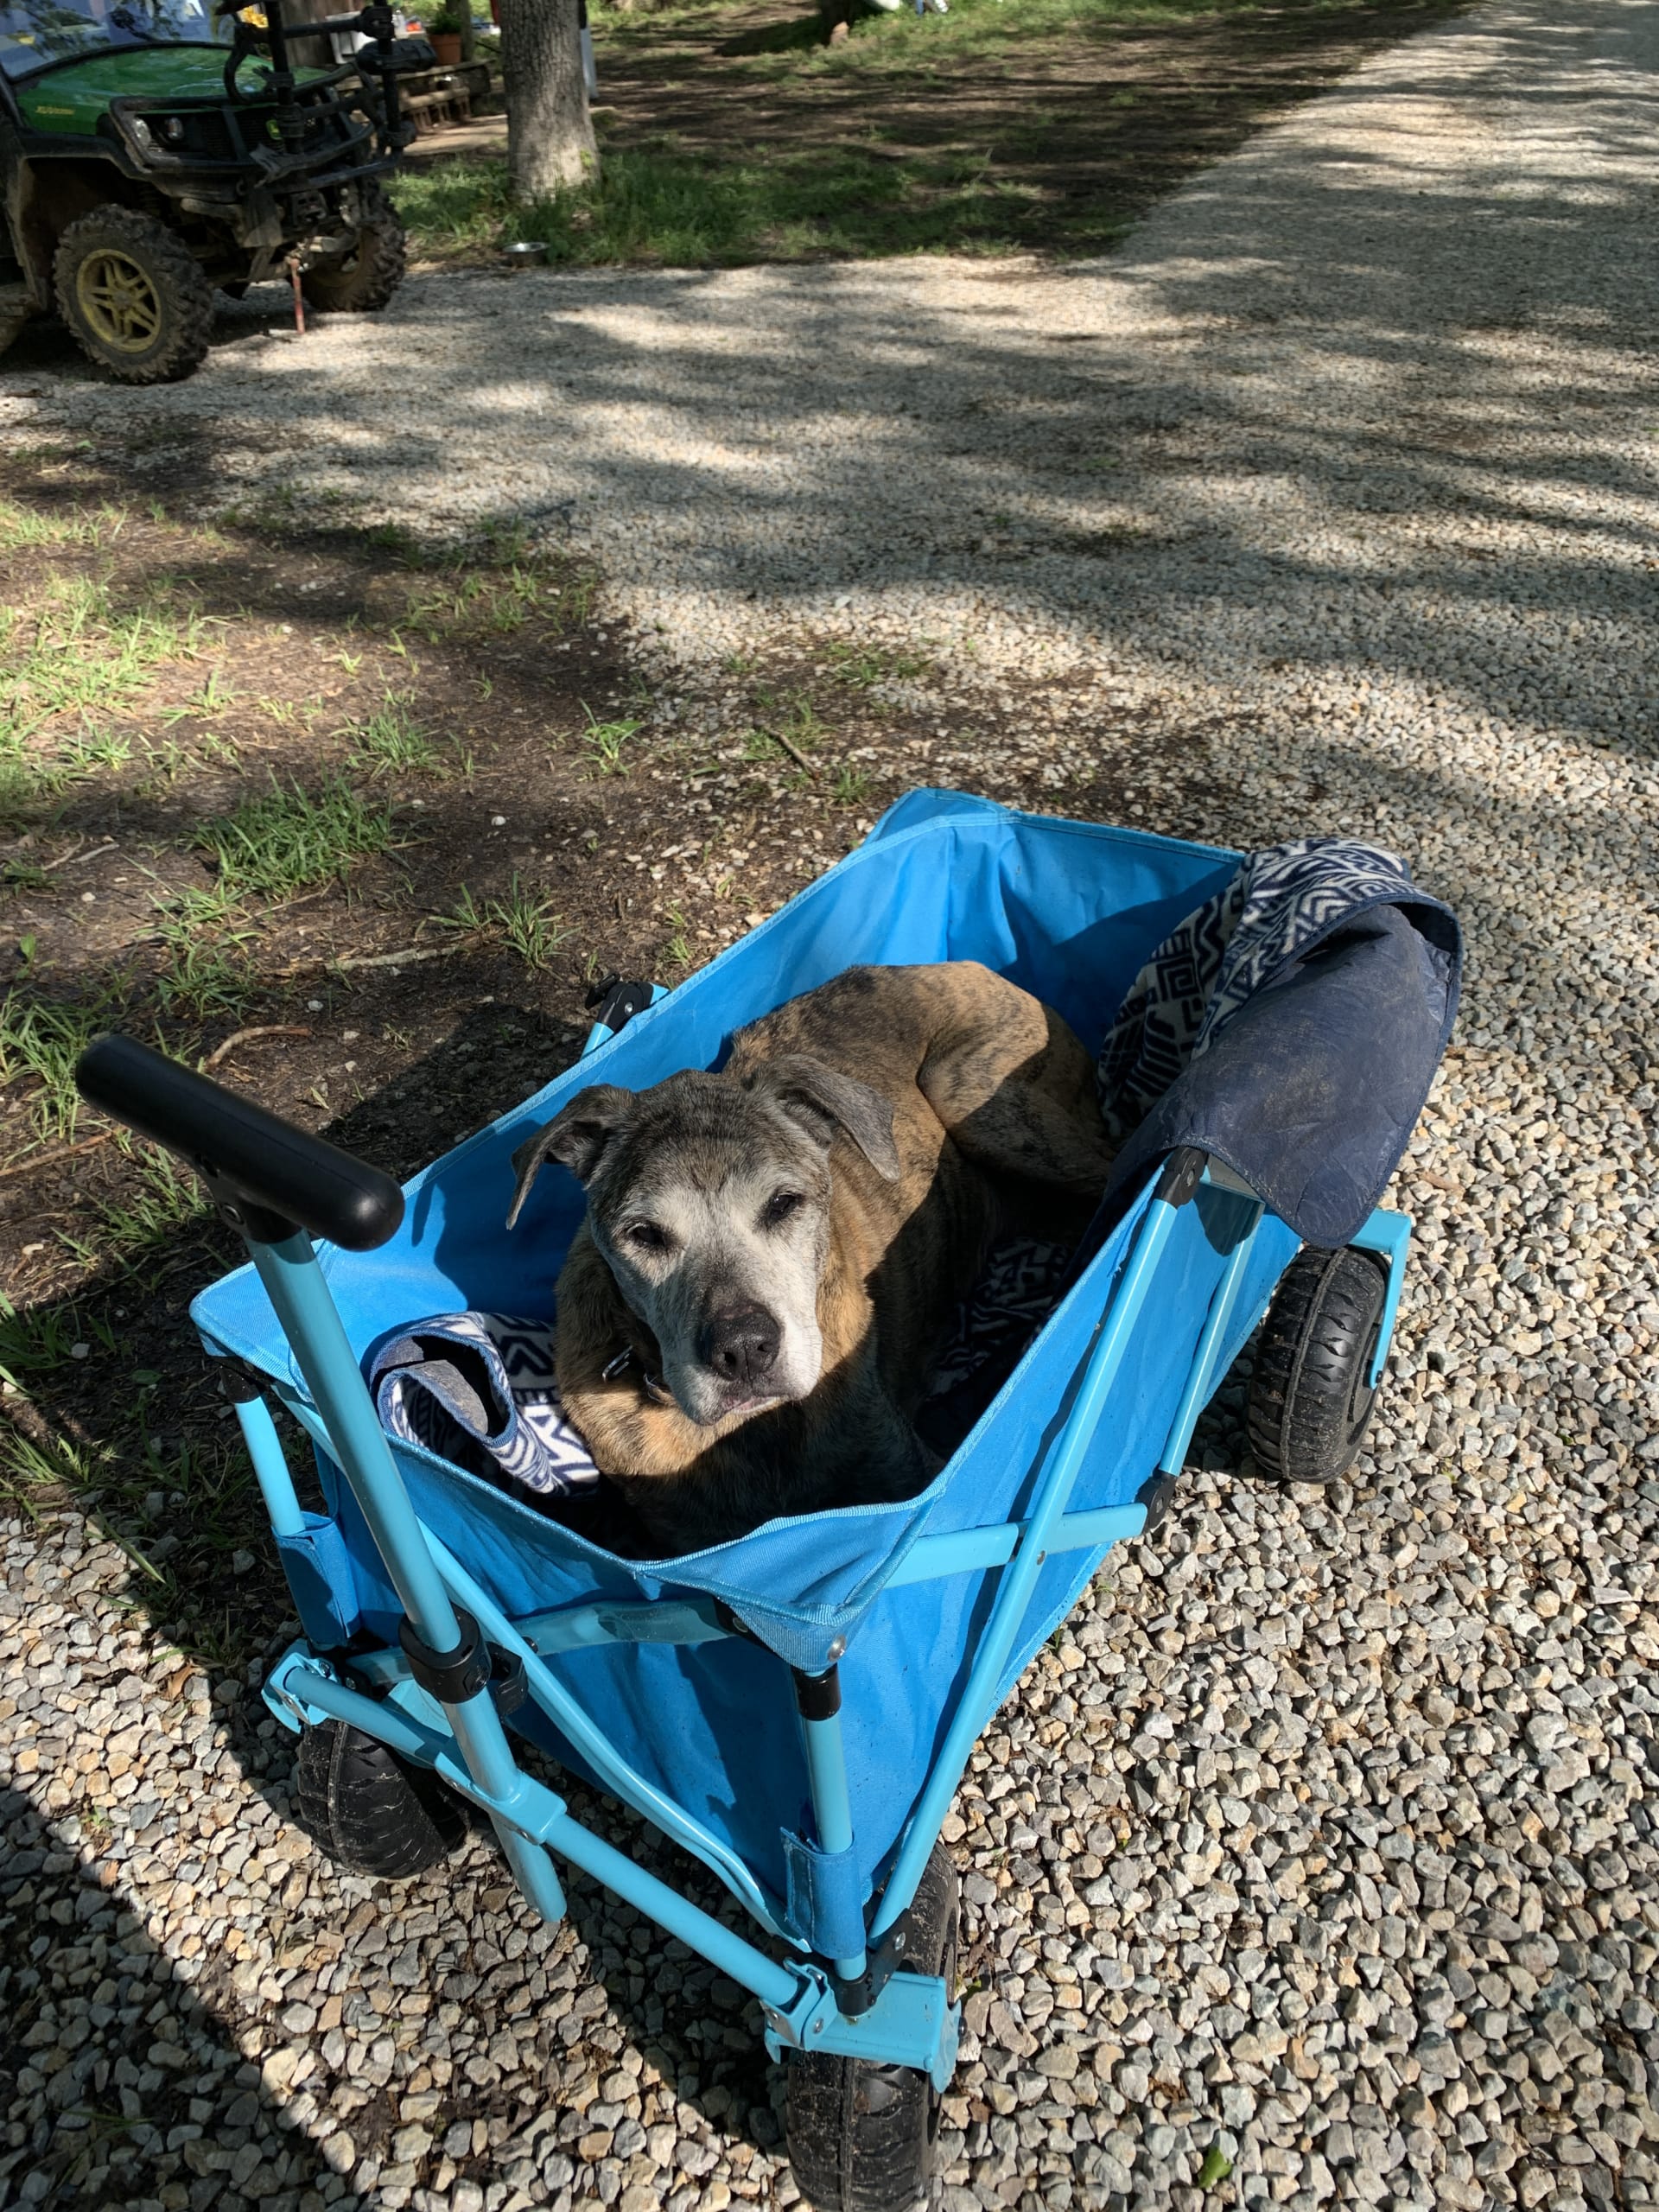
[782,1826,867,1963]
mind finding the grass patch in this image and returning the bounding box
[196,773,397,901]
[150,890,258,1023]
[86,1145,208,1258]
[0,991,110,1146]
[0,571,210,744]
[824,641,933,689]
[581,704,641,779]
[0,498,130,552]
[392,141,1041,266]
[435,877,573,971]
[346,691,444,777]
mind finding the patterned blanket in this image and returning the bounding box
[371,1312,598,1506]
[1094,833,1460,1247]
[1098,836,1425,1141]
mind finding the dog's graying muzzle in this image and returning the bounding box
[698,1301,783,1389]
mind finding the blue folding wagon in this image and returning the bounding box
[75,791,1454,2212]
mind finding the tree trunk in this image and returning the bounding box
[501,0,597,198]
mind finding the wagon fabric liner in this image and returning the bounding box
[190,790,1456,1968]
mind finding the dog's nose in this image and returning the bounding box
[700,1303,781,1389]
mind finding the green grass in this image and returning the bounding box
[0,497,130,552]
[435,877,573,970]
[195,773,397,901]
[391,141,1041,267]
[0,571,210,744]
[86,1145,207,1257]
[346,691,443,777]
[150,891,258,1023]
[403,563,550,640]
[581,705,641,778]
[824,641,933,689]
[0,1293,92,1392]
[0,991,110,1146]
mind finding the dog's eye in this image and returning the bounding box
[761,1191,804,1230]
[625,1220,671,1254]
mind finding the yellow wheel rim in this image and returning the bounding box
[74,248,163,354]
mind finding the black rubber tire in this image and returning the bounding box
[1248,1244,1389,1484]
[302,188,407,315]
[53,207,214,385]
[293,1718,466,1878]
[786,1846,960,2212]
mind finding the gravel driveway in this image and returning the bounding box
[4,3,1658,2210]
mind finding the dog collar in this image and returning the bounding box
[601,1344,672,1406]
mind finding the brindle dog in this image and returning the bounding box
[506,963,1114,1554]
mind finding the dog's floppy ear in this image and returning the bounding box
[749,1055,901,1183]
[505,1084,634,1227]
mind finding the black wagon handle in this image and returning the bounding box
[75,1033,404,1252]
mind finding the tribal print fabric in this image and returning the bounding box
[1097,837,1423,1142]
[369,1311,599,1502]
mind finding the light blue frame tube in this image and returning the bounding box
[235,1394,307,1539]
[1157,1195,1263,1478]
[799,1697,867,1982]
[1351,1206,1412,1386]
[247,1231,567,1924]
[868,1190,1181,1944]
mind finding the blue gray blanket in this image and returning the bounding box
[1096,836,1461,1246]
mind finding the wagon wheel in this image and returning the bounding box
[1248,1245,1390,1484]
[293,1718,467,1879]
[785,1844,959,2212]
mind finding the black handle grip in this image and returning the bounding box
[75,1033,405,1252]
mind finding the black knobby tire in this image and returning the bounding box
[294,1718,466,1878]
[53,207,215,385]
[1248,1245,1389,1484]
[786,1845,960,2212]
[302,188,407,315]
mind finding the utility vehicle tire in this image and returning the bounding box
[1248,1245,1389,1485]
[302,189,407,314]
[786,1845,959,2212]
[54,208,215,385]
[293,1718,466,1879]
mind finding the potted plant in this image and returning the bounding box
[424,1,466,64]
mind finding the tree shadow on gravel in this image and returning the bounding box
[0,1697,340,2209]
[20,0,1645,788]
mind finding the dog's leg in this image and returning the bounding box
[918,973,1115,1198]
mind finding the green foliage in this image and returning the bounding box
[195,774,396,901]
[0,991,109,1145]
[150,891,257,1022]
[435,878,573,971]
[581,704,641,779]
[345,691,443,777]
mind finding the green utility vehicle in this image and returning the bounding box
[0,0,432,382]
